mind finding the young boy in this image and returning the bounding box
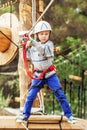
[17,21,77,123]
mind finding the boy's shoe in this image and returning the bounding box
[67,116,77,124]
[16,115,28,122]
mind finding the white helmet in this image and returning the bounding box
[33,20,52,34]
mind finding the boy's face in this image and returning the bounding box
[38,30,50,43]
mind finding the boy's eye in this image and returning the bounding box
[45,33,49,35]
[41,33,48,35]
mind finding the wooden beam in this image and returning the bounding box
[14,97,20,102]
[69,75,82,81]
[39,0,44,12]
[0,72,18,76]
[0,115,86,130]
[84,71,87,76]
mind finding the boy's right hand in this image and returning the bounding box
[26,40,32,48]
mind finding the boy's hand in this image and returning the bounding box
[26,40,32,48]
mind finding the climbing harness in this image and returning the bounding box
[22,34,56,80]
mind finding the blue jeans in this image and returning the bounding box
[23,74,72,118]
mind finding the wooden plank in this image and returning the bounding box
[69,75,82,81]
[84,71,87,76]
[0,115,86,130]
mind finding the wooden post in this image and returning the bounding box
[39,0,44,12]
[18,0,32,111]
[18,0,44,112]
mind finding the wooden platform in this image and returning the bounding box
[0,115,87,130]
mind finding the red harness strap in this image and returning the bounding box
[22,37,57,80]
[34,65,57,73]
[22,41,43,80]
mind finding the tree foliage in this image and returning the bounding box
[43,0,87,79]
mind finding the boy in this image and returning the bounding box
[17,21,77,124]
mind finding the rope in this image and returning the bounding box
[32,0,36,26]
[59,53,85,70]
[22,40,52,80]
[21,122,29,130]
[56,43,87,69]
[28,0,54,34]
[10,2,12,28]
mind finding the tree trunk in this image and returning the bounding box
[18,0,44,111]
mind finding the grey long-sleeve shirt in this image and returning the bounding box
[27,40,56,78]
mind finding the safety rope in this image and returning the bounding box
[32,0,36,26]
[10,2,12,28]
[28,0,54,34]
[21,122,29,130]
